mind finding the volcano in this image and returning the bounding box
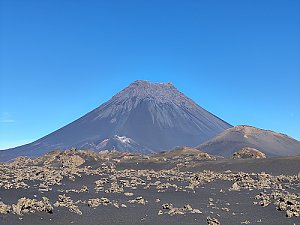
[197,125,300,157]
[0,80,231,161]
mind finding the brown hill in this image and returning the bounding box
[197,125,300,157]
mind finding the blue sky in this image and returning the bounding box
[1,0,300,149]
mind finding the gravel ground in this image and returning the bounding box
[0,150,299,225]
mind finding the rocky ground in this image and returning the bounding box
[0,148,299,225]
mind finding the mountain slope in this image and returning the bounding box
[95,135,153,154]
[0,80,231,161]
[197,125,300,157]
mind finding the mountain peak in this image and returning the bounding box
[0,80,232,161]
[112,80,191,105]
[128,80,176,92]
[131,80,174,86]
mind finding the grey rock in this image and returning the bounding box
[207,216,220,225]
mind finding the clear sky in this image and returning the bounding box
[1,0,300,149]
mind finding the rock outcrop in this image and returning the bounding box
[232,147,266,159]
[12,197,53,215]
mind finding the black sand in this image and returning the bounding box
[0,151,299,225]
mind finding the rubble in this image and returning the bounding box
[229,182,240,191]
[160,203,202,216]
[254,190,300,218]
[255,192,271,207]
[0,201,11,214]
[128,196,146,205]
[87,198,102,208]
[124,192,134,196]
[12,197,53,215]
[66,185,89,193]
[54,194,82,215]
[0,148,299,222]
[206,216,220,225]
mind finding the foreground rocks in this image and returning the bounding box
[0,197,54,216]
[207,216,220,225]
[54,194,82,215]
[254,190,300,218]
[0,148,299,224]
[0,201,11,214]
[160,203,202,216]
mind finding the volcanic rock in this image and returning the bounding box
[160,203,201,216]
[0,201,11,214]
[232,147,266,159]
[12,197,53,215]
[54,194,82,215]
[154,147,217,162]
[207,216,220,225]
